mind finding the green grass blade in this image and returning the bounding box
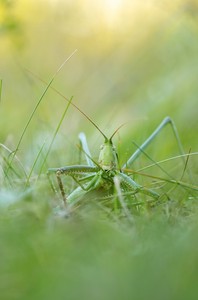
[137,152,198,173]
[132,141,175,180]
[0,143,28,179]
[38,96,74,176]
[5,50,77,176]
[26,141,46,186]
[0,79,2,104]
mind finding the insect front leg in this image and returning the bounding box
[56,169,67,205]
[48,165,99,205]
[67,173,104,204]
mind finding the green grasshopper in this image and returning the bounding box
[25,62,196,212]
[48,113,185,207]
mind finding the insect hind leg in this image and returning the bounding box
[123,116,185,169]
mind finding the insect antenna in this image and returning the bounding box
[25,69,108,141]
[109,123,126,141]
[71,102,108,140]
[77,142,101,170]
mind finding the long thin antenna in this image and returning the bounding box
[25,69,108,140]
[110,123,126,141]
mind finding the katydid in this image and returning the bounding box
[48,115,186,206]
[25,67,196,211]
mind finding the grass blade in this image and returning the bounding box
[5,50,77,176]
[25,141,46,186]
[38,96,74,176]
[0,79,2,104]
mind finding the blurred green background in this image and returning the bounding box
[0,0,198,299]
[1,0,198,152]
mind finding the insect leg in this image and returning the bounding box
[57,171,99,205]
[56,170,67,205]
[71,173,97,191]
[78,132,94,167]
[114,176,133,221]
[68,173,102,204]
[118,172,159,199]
[48,165,99,204]
[123,117,185,168]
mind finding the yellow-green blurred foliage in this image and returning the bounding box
[0,0,197,158]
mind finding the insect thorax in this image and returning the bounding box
[98,139,118,171]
